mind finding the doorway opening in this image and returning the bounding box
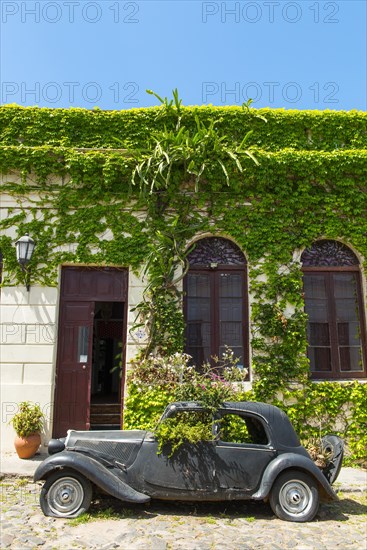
[90,301,124,430]
[53,266,128,438]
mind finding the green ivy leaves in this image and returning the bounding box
[1,102,366,462]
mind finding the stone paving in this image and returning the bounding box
[0,476,366,550]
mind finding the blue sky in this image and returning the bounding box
[0,0,366,110]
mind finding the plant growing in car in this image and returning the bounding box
[304,437,332,469]
[155,411,214,457]
[150,348,249,454]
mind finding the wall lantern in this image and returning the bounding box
[15,233,35,291]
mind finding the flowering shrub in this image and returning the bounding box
[124,348,250,453]
[124,353,187,430]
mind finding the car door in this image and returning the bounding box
[138,437,218,498]
[132,409,218,499]
[214,411,276,494]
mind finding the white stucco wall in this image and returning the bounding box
[125,270,147,364]
[0,285,58,452]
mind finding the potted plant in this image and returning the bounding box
[9,401,44,459]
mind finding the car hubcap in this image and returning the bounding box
[279,480,312,518]
[47,477,84,517]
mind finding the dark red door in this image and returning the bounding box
[53,267,128,437]
[53,302,94,436]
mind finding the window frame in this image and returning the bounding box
[183,264,249,371]
[215,411,270,447]
[302,264,367,379]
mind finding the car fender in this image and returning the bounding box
[33,451,150,504]
[252,453,339,502]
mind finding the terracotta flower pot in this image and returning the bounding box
[14,433,41,459]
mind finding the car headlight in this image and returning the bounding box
[48,438,66,455]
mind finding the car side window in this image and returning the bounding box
[160,410,215,440]
[219,413,268,445]
[167,410,213,425]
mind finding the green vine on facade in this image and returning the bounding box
[0,96,366,464]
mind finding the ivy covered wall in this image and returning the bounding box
[0,100,366,463]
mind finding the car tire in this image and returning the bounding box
[269,470,319,522]
[40,469,93,518]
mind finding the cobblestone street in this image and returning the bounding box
[0,476,366,550]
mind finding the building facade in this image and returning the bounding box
[1,105,366,451]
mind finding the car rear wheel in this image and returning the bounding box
[40,470,92,518]
[269,470,319,522]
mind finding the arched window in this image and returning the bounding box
[301,240,367,379]
[184,237,249,371]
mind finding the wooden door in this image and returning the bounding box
[53,267,128,437]
[53,302,94,436]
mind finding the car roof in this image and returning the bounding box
[164,400,282,418]
[162,401,301,448]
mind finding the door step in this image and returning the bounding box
[90,424,120,431]
[91,403,121,413]
[90,403,121,428]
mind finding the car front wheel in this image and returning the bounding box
[40,470,93,518]
[269,470,319,522]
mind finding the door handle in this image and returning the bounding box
[81,364,87,370]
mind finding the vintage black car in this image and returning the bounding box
[34,401,343,522]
